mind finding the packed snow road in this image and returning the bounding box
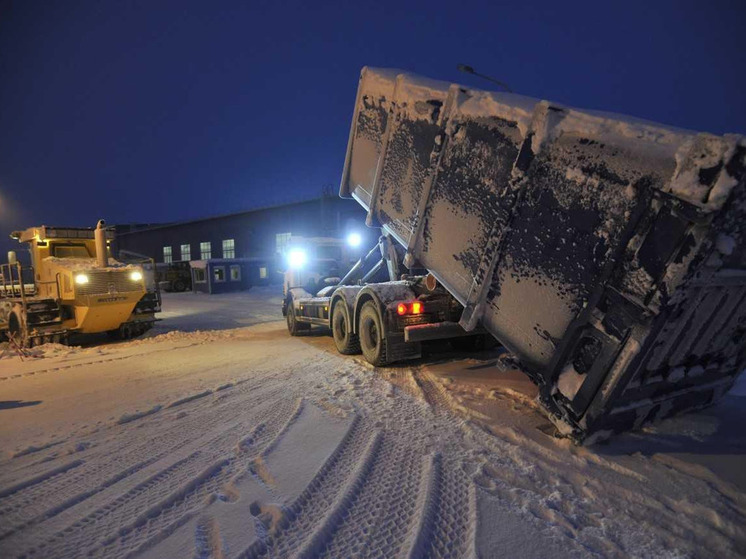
[0,288,744,559]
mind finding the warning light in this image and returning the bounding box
[397,303,407,315]
[411,301,423,314]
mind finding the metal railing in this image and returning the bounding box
[0,262,34,302]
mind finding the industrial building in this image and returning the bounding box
[113,196,370,285]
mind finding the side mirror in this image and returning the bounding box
[7,251,17,265]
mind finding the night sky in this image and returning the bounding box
[1,0,745,256]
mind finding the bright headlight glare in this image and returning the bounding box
[347,232,362,247]
[130,271,143,281]
[74,273,89,285]
[287,249,307,269]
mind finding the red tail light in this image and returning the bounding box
[397,301,424,315]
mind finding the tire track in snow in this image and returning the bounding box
[402,453,440,559]
[0,382,286,545]
[420,456,477,559]
[295,431,383,559]
[85,396,299,559]
[314,436,424,559]
[243,414,372,558]
[4,385,290,558]
[0,344,199,382]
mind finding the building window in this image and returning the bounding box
[259,266,268,279]
[276,232,291,254]
[163,246,172,263]
[194,268,206,283]
[180,243,191,261]
[200,241,212,260]
[222,239,235,259]
[230,265,241,281]
[213,266,225,282]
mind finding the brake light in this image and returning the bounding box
[397,301,424,315]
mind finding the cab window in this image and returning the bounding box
[51,243,92,258]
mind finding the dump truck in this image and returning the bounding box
[284,67,746,443]
[0,220,160,346]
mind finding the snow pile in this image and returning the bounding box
[43,257,136,270]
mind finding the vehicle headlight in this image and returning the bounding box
[287,249,307,269]
[75,273,89,285]
[347,232,362,247]
[130,271,143,281]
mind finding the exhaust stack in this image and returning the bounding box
[95,219,107,268]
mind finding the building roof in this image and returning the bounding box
[115,196,354,236]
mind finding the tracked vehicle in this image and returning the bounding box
[1,220,160,346]
[285,67,746,442]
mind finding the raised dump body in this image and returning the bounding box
[341,67,746,441]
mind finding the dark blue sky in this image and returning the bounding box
[1,0,744,252]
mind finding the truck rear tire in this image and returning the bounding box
[332,299,360,355]
[286,304,310,336]
[359,301,387,366]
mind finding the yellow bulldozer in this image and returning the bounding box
[0,220,160,347]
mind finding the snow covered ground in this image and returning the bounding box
[0,287,744,558]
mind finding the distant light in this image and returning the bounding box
[288,249,307,269]
[75,273,89,285]
[130,271,143,281]
[347,232,362,247]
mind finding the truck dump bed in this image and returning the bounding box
[341,67,746,442]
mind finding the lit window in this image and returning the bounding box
[200,242,212,260]
[163,246,172,263]
[213,266,225,282]
[194,268,206,283]
[230,265,241,281]
[276,232,291,254]
[180,243,191,261]
[222,239,235,259]
[259,266,268,279]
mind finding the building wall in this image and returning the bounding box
[113,197,371,272]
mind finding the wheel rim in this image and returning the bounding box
[337,314,346,339]
[365,318,378,350]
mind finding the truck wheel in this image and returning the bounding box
[286,304,310,336]
[173,279,186,292]
[358,301,387,366]
[332,299,360,355]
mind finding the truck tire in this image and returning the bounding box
[332,299,360,355]
[172,279,187,292]
[358,300,387,366]
[286,304,310,336]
